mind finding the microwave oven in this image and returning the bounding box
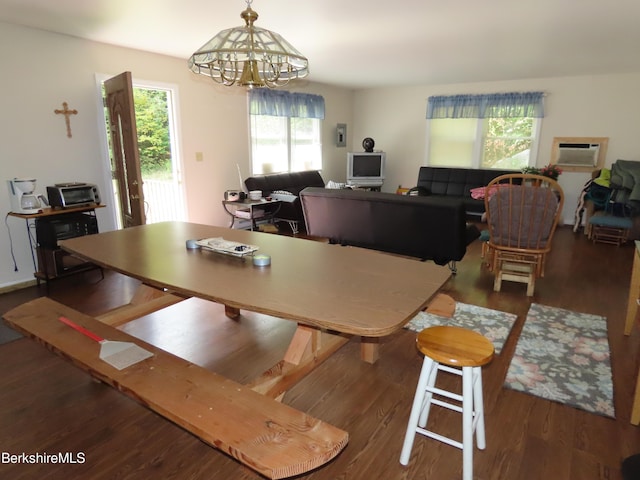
[47,183,101,208]
[35,212,99,248]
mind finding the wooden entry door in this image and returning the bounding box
[104,71,146,227]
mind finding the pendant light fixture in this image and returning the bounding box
[188,0,309,88]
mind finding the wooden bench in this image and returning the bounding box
[2,297,348,479]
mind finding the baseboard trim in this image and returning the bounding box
[0,279,37,294]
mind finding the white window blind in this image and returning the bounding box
[249,90,324,175]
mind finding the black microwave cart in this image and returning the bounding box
[9,204,105,287]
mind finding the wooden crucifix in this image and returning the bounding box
[54,102,78,138]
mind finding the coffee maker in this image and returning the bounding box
[7,178,43,214]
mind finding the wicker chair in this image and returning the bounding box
[483,174,564,296]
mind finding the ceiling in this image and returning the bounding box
[2,0,640,89]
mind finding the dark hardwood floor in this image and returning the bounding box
[0,225,639,479]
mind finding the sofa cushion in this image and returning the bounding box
[416,167,517,215]
[245,171,325,197]
[488,185,559,248]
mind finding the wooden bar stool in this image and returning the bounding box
[400,326,494,480]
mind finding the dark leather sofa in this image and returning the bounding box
[413,166,516,217]
[299,187,480,271]
[244,171,325,234]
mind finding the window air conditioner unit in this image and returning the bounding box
[556,143,600,167]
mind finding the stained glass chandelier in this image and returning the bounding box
[188,0,309,88]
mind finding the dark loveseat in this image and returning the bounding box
[413,167,516,217]
[244,171,325,234]
[299,187,480,271]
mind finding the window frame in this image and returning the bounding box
[425,91,544,170]
[248,89,325,176]
[249,113,322,175]
[425,116,542,170]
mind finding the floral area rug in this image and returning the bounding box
[504,303,615,418]
[404,303,517,354]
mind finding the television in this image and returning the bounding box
[347,152,386,187]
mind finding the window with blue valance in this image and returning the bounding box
[249,89,325,119]
[248,90,324,175]
[426,92,544,119]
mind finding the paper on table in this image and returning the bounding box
[195,237,259,257]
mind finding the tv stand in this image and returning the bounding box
[347,182,383,192]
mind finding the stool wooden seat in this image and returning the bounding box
[416,326,495,367]
[400,326,494,480]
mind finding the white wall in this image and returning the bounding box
[351,75,640,224]
[0,22,353,288]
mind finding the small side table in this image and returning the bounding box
[222,199,281,231]
[7,204,105,287]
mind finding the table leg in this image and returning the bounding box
[24,218,38,275]
[247,324,349,399]
[224,305,240,319]
[632,366,640,426]
[96,283,185,327]
[624,248,640,336]
[361,337,379,364]
[221,201,237,228]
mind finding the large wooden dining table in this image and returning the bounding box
[65,223,446,327]
[4,221,453,478]
[59,221,451,393]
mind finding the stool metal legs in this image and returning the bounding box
[400,358,487,480]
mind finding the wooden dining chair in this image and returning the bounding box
[483,173,564,296]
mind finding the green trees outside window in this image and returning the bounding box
[133,88,173,180]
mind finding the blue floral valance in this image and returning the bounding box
[249,89,325,119]
[426,91,544,119]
